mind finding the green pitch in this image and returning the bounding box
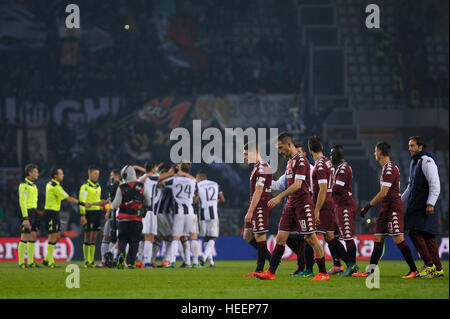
[0,260,448,299]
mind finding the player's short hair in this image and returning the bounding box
[308,136,323,153]
[88,165,100,172]
[243,142,258,151]
[277,132,293,144]
[331,144,345,153]
[409,136,427,148]
[50,166,63,178]
[331,145,345,162]
[135,169,144,178]
[24,163,38,176]
[376,141,391,156]
[196,171,207,179]
[111,168,121,176]
[179,162,192,173]
[158,163,171,174]
[294,141,305,151]
[145,160,157,173]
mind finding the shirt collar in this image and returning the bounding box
[25,177,35,185]
[289,152,300,160]
[88,179,99,187]
[51,179,60,185]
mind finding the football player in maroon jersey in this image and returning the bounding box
[353,141,418,278]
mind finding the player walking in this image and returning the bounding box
[242,143,273,277]
[255,133,329,281]
[330,145,359,275]
[354,141,418,278]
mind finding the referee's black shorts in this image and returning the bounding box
[84,210,103,232]
[43,210,60,234]
[20,209,40,233]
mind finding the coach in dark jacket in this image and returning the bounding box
[401,136,443,277]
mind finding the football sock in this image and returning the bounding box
[423,233,442,271]
[397,240,418,272]
[179,240,186,261]
[206,240,215,264]
[27,241,35,264]
[370,241,384,265]
[268,244,285,274]
[170,240,180,263]
[327,240,342,267]
[256,241,267,272]
[151,241,160,264]
[191,239,199,265]
[163,240,172,262]
[315,257,326,273]
[296,239,305,271]
[101,241,109,263]
[18,240,27,265]
[285,237,299,254]
[89,243,96,264]
[181,240,189,264]
[409,231,433,267]
[248,238,257,250]
[108,242,116,253]
[345,240,357,264]
[46,242,56,264]
[143,241,153,264]
[305,243,315,271]
[83,243,89,263]
[113,247,118,261]
[137,241,144,262]
[329,237,350,265]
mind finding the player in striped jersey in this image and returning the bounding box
[162,162,201,267]
[196,171,225,267]
[135,161,175,268]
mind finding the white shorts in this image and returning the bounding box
[157,214,173,238]
[172,214,198,237]
[199,219,219,238]
[142,211,157,235]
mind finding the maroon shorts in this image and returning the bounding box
[279,201,316,234]
[375,201,405,236]
[335,203,358,240]
[244,204,272,234]
[315,208,337,234]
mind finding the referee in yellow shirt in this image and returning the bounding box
[43,166,98,268]
[79,165,107,268]
[17,164,40,268]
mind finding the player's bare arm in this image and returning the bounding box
[268,179,302,208]
[219,192,225,203]
[245,185,264,224]
[314,183,328,225]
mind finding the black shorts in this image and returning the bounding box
[21,209,40,233]
[84,211,103,231]
[44,210,60,234]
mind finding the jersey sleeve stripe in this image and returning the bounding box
[318,179,328,184]
[295,174,306,180]
[381,182,392,187]
[335,180,345,186]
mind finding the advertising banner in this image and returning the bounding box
[0,237,74,262]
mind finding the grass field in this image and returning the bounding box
[0,260,448,299]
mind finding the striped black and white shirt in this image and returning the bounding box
[163,176,197,215]
[197,180,221,221]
